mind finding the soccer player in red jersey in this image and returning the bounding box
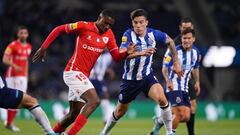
[2,26,32,132]
[32,9,154,135]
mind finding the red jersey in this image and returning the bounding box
[4,40,32,77]
[42,21,124,77]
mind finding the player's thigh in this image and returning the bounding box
[63,71,94,102]
[175,106,190,121]
[148,83,167,103]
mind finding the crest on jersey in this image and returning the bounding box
[122,36,127,43]
[148,37,154,45]
[102,37,109,44]
[68,23,78,30]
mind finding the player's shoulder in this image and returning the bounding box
[123,28,133,35]
[192,45,200,53]
[147,27,164,34]
[7,40,18,48]
[176,45,182,50]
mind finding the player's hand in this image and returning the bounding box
[140,47,156,56]
[13,65,22,72]
[32,47,47,63]
[194,81,200,96]
[167,80,174,91]
[173,60,183,77]
[126,42,137,55]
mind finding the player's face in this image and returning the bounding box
[97,15,114,34]
[132,16,148,36]
[17,29,29,41]
[179,22,194,32]
[181,33,195,50]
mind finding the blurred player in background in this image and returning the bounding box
[2,26,32,132]
[150,29,200,135]
[32,9,153,135]
[89,50,115,124]
[174,17,201,135]
[0,75,58,135]
[100,9,182,135]
[151,18,201,135]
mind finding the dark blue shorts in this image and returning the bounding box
[166,91,190,107]
[119,73,159,104]
[0,87,23,109]
[90,79,106,98]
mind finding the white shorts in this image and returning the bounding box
[5,76,28,92]
[63,71,94,102]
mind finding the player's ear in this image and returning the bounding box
[146,20,149,26]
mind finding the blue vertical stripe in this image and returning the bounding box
[184,70,191,91]
[191,49,194,66]
[124,60,130,79]
[132,57,140,80]
[142,55,150,76]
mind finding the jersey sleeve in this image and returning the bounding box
[107,30,128,62]
[193,49,201,69]
[120,30,131,49]
[162,49,173,68]
[4,44,14,56]
[154,29,167,44]
[65,21,85,34]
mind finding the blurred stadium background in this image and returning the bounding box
[0,0,240,134]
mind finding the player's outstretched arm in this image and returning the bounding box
[32,25,67,63]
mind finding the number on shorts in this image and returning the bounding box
[76,73,86,81]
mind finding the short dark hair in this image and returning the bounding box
[180,17,193,25]
[130,9,148,20]
[181,28,195,37]
[100,9,115,19]
[17,25,28,32]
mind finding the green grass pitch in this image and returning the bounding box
[0,118,239,135]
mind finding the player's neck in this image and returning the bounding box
[17,39,27,45]
[138,30,147,37]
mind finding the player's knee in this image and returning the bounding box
[89,98,100,109]
[179,112,190,122]
[178,112,186,122]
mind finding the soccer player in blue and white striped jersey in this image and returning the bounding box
[100,9,182,135]
[150,28,200,135]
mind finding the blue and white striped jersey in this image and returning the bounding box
[89,52,112,81]
[0,76,5,88]
[163,45,200,92]
[120,28,167,80]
